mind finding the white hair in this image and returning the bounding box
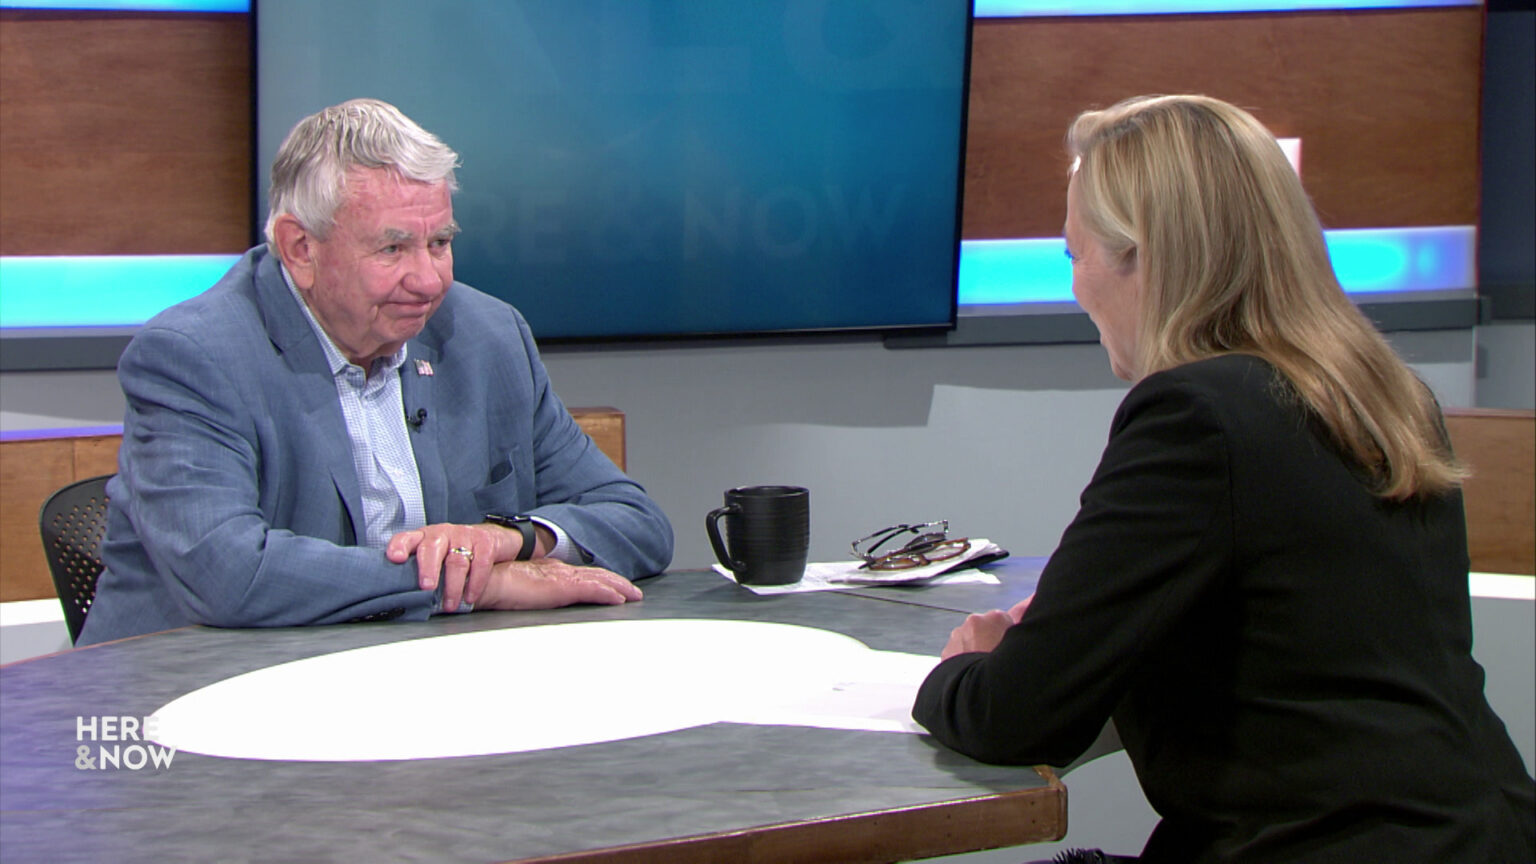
[263,98,460,245]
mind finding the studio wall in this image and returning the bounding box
[0,6,1483,257]
[0,4,1512,574]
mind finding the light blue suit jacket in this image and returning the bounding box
[79,246,673,645]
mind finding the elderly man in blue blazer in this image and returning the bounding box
[79,99,674,646]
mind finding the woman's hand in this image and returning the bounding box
[941,610,1013,659]
[939,593,1035,660]
[1008,594,1034,623]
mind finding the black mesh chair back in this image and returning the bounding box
[39,474,113,644]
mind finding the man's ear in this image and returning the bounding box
[271,215,317,290]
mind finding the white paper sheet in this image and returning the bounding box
[150,619,941,762]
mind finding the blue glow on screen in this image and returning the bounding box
[0,1,247,10]
[257,0,971,339]
[973,0,1476,15]
[0,226,1474,329]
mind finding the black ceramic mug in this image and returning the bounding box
[705,485,810,586]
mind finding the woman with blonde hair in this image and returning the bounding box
[914,95,1534,863]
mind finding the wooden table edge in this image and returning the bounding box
[512,766,1065,864]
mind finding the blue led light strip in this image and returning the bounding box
[959,226,1475,305]
[0,226,1476,329]
[972,0,1478,16]
[0,255,243,328]
[0,1,247,10]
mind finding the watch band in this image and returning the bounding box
[485,514,537,560]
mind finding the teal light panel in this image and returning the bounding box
[0,255,242,328]
[0,1,247,10]
[957,226,1475,305]
[0,226,1475,328]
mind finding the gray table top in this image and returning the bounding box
[0,563,1056,864]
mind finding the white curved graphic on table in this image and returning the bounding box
[151,619,941,762]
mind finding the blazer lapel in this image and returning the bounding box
[252,251,367,544]
[403,343,447,524]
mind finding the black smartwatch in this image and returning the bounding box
[484,514,537,560]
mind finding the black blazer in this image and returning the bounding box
[915,354,1535,863]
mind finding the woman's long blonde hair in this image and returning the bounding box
[1067,95,1462,500]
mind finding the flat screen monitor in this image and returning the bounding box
[254,1,972,341]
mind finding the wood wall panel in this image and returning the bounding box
[0,438,75,600]
[962,8,1482,239]
[0,434,112,602]
[0,11,251,255]
[1445,409,1536,576]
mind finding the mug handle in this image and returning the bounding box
[705,504,743,573]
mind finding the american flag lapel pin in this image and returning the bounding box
[415,359,434,377]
